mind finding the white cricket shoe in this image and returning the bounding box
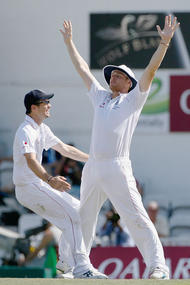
[92,268,108,279]
[56,260,73,279]
[149,267,169,280]
[56,270,74,279]
[74,269,108,279]
[56,260,72,273]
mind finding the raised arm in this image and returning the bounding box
[60,20,95,90]
[139,15,180,92]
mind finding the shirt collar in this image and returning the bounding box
[25,115,40,129]
[110,92,126,101]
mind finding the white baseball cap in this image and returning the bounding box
[103,64,137,92]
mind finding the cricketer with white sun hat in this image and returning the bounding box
[103,64,137,92]
[60,15,180,279]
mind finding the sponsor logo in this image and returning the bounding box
[90,247,190,279]
[90,12,190,69]
[98,257,190,279]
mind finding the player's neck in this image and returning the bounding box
[111,87,129,98]
[111,91,120,99]
[29,114,44,125]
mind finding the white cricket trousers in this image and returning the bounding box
[80,157,169,272]
[15,181,91,275]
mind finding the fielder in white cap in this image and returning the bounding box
[60,15,179,279]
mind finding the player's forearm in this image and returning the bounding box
[66,40,89,75]
[65,40,94,90]
[24,153,71,191]
[145,41,169,76]
[25,156,50,182]
[53,142,89,162]
[66,145,89,162]
[139,41,170,91]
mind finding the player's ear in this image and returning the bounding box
[31,104,38,113]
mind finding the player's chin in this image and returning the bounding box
[110,83,118,91]
[45,112,50,118]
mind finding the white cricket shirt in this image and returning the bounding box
[13,115,60,186]
[88,80,150,159]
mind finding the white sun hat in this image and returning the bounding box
[103,64,137,92]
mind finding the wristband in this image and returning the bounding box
[160,41,169,47]
[47,176,53,183]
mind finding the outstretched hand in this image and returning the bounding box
[60,20,72,44]
[156,15,180,45]
[48,175,71,192]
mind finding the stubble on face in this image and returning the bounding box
[38,102,51,120]
[110,70,131,93]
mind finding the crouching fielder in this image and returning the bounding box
[13,89,107,279]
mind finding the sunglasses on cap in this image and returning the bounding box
[35,100,50,105]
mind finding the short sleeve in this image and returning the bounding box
[18,129,36,154]
[128,82,150,111]
[43,124,60,150]
[87,79,110,107]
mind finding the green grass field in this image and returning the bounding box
[0,279,189,285]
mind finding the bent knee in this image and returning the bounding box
[68,207,81,223]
